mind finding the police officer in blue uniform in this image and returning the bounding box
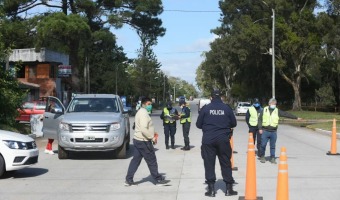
[196,89,238,197]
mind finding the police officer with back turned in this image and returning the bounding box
[196,89,238,197]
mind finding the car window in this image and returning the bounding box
[35,102,46,110]
[67,98,119,113]
[241,103,251,107]
[22,102,34,109]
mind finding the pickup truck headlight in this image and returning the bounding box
[110,122,121,131]
[59,122,69,131]
[3,140,28,150]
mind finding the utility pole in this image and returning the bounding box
[272,8,275,99]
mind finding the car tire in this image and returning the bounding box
[58,145,69,159]
[0,155,5,177]
[115,140,127,159]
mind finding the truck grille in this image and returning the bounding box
[74,138,104,143]
[69,124,109,132]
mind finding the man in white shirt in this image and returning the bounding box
[125,97,170,186]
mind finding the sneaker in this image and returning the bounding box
[270,158,277,164]
[124,180,138,186]
[155,179,171,186]
[44,149,55,155]
[260,156,266,163]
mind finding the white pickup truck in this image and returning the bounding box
[42,94,130,159]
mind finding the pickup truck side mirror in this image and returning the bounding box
[51,107,63,114]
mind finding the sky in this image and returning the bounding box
[114,0,221,86]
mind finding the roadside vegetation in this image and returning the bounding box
[283,111,340,132]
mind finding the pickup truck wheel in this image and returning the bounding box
[115,141,127,159]
[0,155,5,177]
[58,145,69,159]
[126,135,130,150]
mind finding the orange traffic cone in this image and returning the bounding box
[276,147,289,200]
[327,119,340,155]
[230,136,238,171]
[239,133,263,200]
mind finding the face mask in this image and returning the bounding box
[254,103,260,108]
[269,105,276,109]
[145,105,152,112]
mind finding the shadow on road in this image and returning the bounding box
[1,167,48,179]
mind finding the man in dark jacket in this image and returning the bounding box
[245,98,263,157]
[196,89,238,197]
[160,101,179,149]
[258,98,302,164]
[179,101,191,150]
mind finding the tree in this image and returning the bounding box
[315,84,336,107]
[197,0,324,109]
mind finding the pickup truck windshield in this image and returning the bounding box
[67,98,120,113]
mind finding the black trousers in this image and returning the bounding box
[201,135,234,184]
[164,124,176,145]
[126,139,162,182]
[249,127,262,157]
[181,122,191,146]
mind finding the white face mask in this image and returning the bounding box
[269,105,276,109]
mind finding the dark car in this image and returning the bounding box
[16,101,46,122]
[179,96,186,104]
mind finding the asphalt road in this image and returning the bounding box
[1,99,340,200]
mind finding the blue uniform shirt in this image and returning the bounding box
[196,98,237,144]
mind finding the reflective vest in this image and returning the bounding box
[262,106,279,127]
[163,107,176,124]
[180,107,191,124]
[248,106,259,126]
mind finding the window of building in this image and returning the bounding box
[28,65,37,78]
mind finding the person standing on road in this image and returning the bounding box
[258,98,302,164]
[125,97,170,186]
[160,101,179,149]
[245,98,263,157]
[196,89,238,197]
[179,101,191,151]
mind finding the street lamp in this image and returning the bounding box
[261,0,275,98]
[116,61,128,95]
[84,40,102,94]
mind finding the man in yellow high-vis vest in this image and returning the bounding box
[160,101,179,149]
[245,98,262,158]
[258,98,302,164]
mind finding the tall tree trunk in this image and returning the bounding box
[279,69,302,110]
[62,0,68,15]
[292,83,302,110]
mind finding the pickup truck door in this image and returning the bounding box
[42,96,65,140]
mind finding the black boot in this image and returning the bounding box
[205,183,216,197]
[171,144,175,149]
[166,144,169,150]
[225,184,238,196]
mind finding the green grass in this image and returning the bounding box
[289,111,340,120]
[0,123,31,135]
[283,111,340,132]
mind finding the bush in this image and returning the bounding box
[0,68,27,125]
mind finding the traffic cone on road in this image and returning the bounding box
[239,133,262,200]
[327,119,340,155]
[276,147,289,200]
[230,136,238,171]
